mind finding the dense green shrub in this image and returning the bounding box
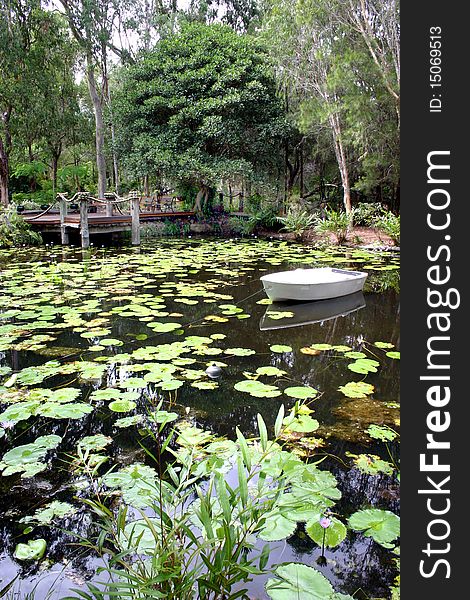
[315,209,352,244]
[0,207,43,247]
[353,202,386,226]
[374,213,400,245]
[278,207,318,239]
[227,215,256,236]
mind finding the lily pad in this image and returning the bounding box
[283,386,318,400]
[338,381,375,398]
[306,515,347,548]
[109,400,137,413]
[234,380,281,398]
[14,539,47,561]
[348,509,400,547]
[266,563,334,600]
[270,344,293,353]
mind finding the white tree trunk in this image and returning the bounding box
[329,113,352,215]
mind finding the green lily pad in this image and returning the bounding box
[366,424,399,442]
[270,344,293,353]
[14,539,47,561]
[348,509,400,546]
[386,351,400,359]
[224,347,256,357]
[266,563,334,600]
[109,399,137,412]
[256,366,287,377]
[306,515,347,548]
[338,381,375,398]
[283,386,318,400]
[259,512,297,541]
[234,380,281,398]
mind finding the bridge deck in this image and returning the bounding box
[24,210,196,231]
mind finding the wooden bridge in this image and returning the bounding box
[23,191,196,248]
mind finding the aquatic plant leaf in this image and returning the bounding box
[338,381,375,398]
[148,322,182,333]
[119,519,162,555]
[374,341,395,349]
[386,351,400,359]
[224,347,256,356]
[100,338,124,346]
[306,515,347,548]
[256,366,287,377]
[309,344,334,351]
[20,501,77,526]
[283,415,319,433]
[191,381,219,390]
[109,400,137,413]
[259,512,297,541]
[366,424,399,442]
[266,563,334,600]
[157,379,183,391]
[14,539,47,561]
[300,347,321,356]
[270,344,292,353]
[234,380,281,398]
[90,388,123,402]
[39,402,93,419]
[346,452,394,476]
[78,434,113,452]
[344,351,366,359]
[347,358,380,374]
[348,509,400,546]
[176,425,213,447]
[0,435,61,478]
[266,311,295,320]
[103,464,159,508]
[283,386,318,400]
[120,377,147,389]
[114,415,145,428]
[149,410,178,425]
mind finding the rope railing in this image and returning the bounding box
[27,201,59,220]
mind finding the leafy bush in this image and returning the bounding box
[0,207,43,247]
[315,209,352,244]
[67,402,391,599]
[374,212,400,245]
[353,202,386,226]
[277,208,318,239]
[248,205,279,230]
[228,215,256,236]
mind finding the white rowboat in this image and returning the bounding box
[260,267,368,302]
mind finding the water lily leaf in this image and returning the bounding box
[114,414,144,428]
[344,351,367,359]
[103,463,159,508]
[157,379,183,391]
[14,539,47,561]
[374,341,395,349]
[149,410,178,425]
[259,512,297,541]
[366,424,399,442]
[309,343,334,351]
[100,338,124,346]
[266,563,334,600]
[348,509,400,546]
[0,435,61,478]
[39,402,93,420]
[284,386,318,400]
[148,322,182,333]
[176,425,213,447]
[90,388,123,402]
[300,347,321,356]
[346,452,394,476]
[78,434,112,452]
[120,377,147,389]
[224,347,256,357]
[109,400,137,413]
[306,515,347,548]
[20,501,77,526]
[386,351,400,359]
[234,380,281,398]
[270,344,293,353]
[191,381,219,390]
[338,381,375,398]
[256,366,287,377]
[283,414,319,433]
[348,358,380,374]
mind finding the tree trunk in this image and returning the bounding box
[0,136,9,207]
[86,55,108,208]
[193,187,205,213]
[51,145,61,201]
[329,113,352,215]
[143,174,149,197]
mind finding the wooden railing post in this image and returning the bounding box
[129,190,140,246]
[79,193,90,249]
[59,194,69,245]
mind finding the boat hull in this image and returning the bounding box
[260,268,368,302]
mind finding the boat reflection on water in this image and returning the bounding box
[259,291,366,331]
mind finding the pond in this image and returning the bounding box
[0,238,400,599]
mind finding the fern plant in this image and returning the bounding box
[277,208,318,239]
[315,209,353,244]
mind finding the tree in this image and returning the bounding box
[0,0,71,206]
[114,22,287,211]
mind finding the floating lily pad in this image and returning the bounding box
[270,344,293,353]
[256,366,287,377]
[306,515,347,548]
[284,386,318,400]
[348,509,400,547]
[234,380,281,398]
[224,347,256,357]
[14,539,47,561]
[266,563,334,600]
[338,381,375,398]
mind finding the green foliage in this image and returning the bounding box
[374,212,400,245]
[353,202,386,226]
[315,209,352,244]
[114,22,287,200]
[0,207,43,247]
[277,207,317,239]
[227,215,256,236]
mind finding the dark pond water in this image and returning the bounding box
[0,239,400,599]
